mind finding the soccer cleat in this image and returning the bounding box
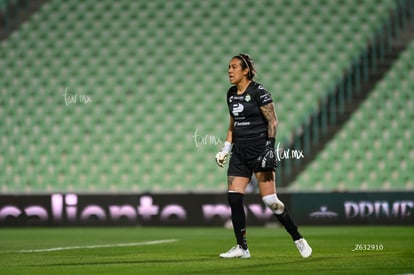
[295,238,312,258]
[219,245,251,258]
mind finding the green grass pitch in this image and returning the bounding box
[0,226,413,275]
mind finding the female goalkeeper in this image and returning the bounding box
[215,53,312,259]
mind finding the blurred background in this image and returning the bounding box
[1,0,413,196]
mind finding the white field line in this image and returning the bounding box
[18,239,178,253]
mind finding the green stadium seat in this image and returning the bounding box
[290,38,414,191]
[0,0,407,193]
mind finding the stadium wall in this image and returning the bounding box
[0,192,412,226]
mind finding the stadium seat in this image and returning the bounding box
[291,39,414,191]
[0,0,406,192]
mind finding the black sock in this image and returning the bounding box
[275,208,303,241]
[227,192,248,250]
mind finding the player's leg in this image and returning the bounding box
[257,172,301,240]
[220,142,252,258]
[220,176,251,258]
[256,171,312,258]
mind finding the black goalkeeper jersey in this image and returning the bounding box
[227,81,273,142]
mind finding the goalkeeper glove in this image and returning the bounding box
[215,141,231,168]
[258,138,278,170]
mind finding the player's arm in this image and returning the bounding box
[258,103,278,170]
[260,102,278,140]
[215,115,234,168]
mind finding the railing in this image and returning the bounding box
[278,0,414,187]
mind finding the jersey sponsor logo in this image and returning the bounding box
[234,121,250,127]
[229,95,245,103]
[260,93,272,104]
[232,103,244,116]
[262,98,272,104]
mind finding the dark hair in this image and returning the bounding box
[233,53,256,80]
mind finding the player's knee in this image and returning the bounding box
[262,194,285,215]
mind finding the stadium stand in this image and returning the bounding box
[0,0,409,192]
[289,39,414,191]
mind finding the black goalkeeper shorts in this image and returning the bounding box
[227,138,271,179]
